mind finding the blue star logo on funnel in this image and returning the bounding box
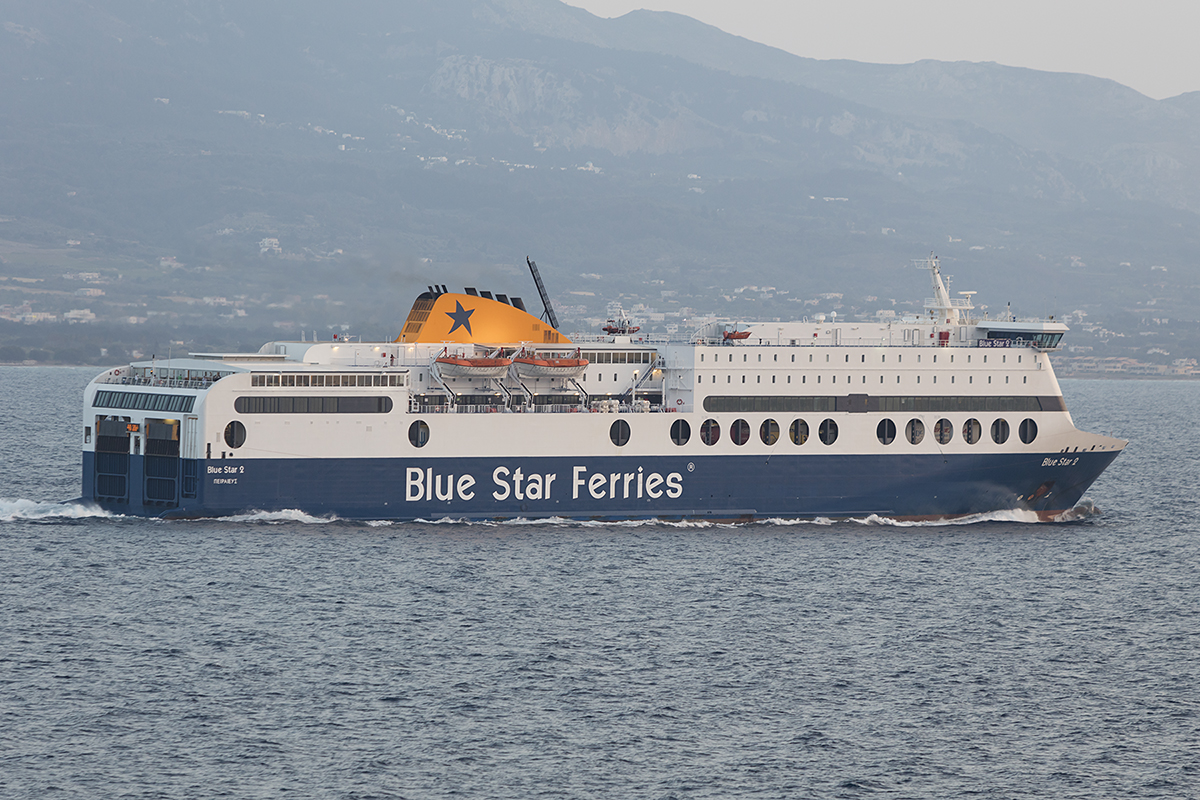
[445,301,475,335]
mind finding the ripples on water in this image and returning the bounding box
[1,367,1197,798]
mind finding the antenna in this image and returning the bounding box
[526,256,559,330]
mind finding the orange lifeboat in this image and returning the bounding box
[434,349,513,379]
[512,348,590,379]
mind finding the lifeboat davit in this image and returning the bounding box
[435,351,513,379]
[512,348,590,379]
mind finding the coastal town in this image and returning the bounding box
[2,252,1197,377]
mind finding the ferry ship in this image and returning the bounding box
[81,256,1125,521]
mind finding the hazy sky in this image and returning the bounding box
[567,0,1199,100]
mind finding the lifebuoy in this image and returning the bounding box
[676,398,683,406]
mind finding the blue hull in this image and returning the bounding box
[83,450,1120,521]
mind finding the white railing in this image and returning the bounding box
[925,297,974,308]
[96,375,216,390]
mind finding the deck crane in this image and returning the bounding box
[526,256,560,331]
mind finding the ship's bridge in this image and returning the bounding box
[971,320,1068,351]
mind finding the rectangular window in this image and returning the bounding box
[657,392,1064,414]
[235,396,394,414]
[702,396,837,413]
[93,391,196,414]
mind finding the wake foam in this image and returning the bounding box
[0,498,118,522]
[2,502,1092,528]
[760,506,1099,527]
[327,504,1101,528]
[1053,500,1100,522]
[411,515,730,529]
[848,508,1042,526]
[221,509,339,524]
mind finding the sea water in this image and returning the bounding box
[1,366,1197,798]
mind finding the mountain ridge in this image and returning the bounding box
[0,0,1197,367]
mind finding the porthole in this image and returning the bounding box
[905,419,925,445]
[1019,418,1038,444]
[876,418,896,445]
[609,419,631,447]
[670,418,691,446]
[991,418,1010,444]
[700,419,721,446]
[963,418,982,445]
[790,419,809,445]
[408,420,430,448]
[818,419,838,445]
[731,418,751,446]
[933,418,953,445]
[760,419,779,445]
[223,420,246,449]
